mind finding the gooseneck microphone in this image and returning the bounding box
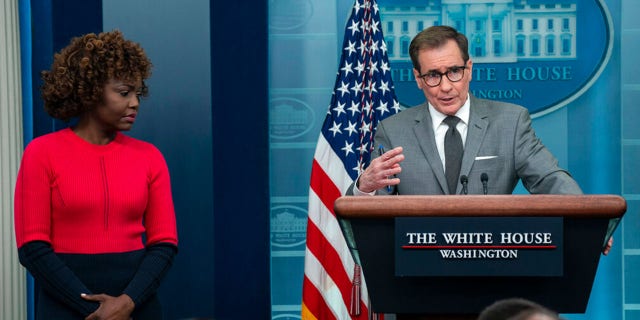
[460,175,468,195]
[481,173,489,195]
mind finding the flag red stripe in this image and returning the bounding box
[302,276,338,320]
[305,218,355,308]
[309,156,355,310]
[307,156,373,318]
[306,219,371,318]
[310,159,341,215]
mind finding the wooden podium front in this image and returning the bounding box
[334,195,626,319]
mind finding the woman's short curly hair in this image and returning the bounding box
[40,30,152,121]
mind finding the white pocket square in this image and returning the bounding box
[475,155,498,160]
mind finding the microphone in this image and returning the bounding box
[460,175,468,195]
[481,173,489,195]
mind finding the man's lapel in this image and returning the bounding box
[460,96,489,179]
[413,103,449,193]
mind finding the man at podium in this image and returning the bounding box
[348,25,582,197]
[341,26,617,319]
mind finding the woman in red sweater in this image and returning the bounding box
[14,30,178,320]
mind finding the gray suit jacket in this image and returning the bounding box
[352,95,582,195]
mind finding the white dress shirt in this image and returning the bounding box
[429,96,470,170]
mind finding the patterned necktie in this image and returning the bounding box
[443,116,463,194]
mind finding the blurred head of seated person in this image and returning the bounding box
[477,298,562,320]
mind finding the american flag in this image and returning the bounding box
[302,0,400,319]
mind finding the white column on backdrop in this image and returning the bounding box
[0,0,26,319]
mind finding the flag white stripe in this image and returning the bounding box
[304,246,350,319]
[313,134,354,195]
[307,168,371,311]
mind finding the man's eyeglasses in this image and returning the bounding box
[418,66,467,87]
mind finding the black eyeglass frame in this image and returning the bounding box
[417,65,467,87]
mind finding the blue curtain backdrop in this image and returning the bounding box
[18,1,33,318]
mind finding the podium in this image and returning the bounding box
[334,195,626,319]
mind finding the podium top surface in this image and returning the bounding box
[334,194,626,219]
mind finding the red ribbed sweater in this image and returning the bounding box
[15,128,178,253]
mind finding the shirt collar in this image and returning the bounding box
[428,94,471,128]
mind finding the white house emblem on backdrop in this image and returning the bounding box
[379,0,613,117]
